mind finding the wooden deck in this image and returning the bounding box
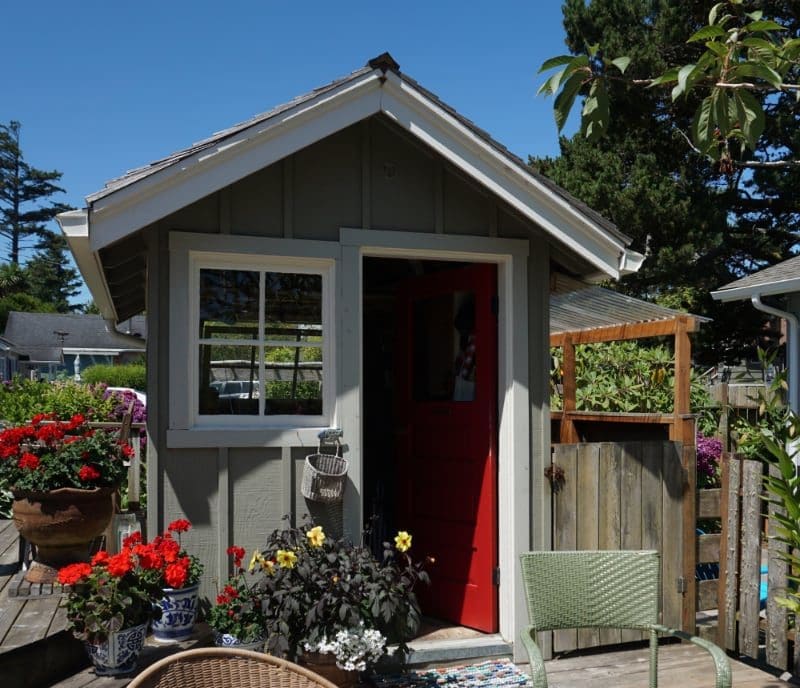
[0,521,792,687]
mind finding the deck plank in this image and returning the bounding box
[1,597,60,650]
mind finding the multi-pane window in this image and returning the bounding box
[196,265,325,420]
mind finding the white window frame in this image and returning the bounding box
[188,250,335,429]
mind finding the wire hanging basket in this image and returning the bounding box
[301,441,348,503]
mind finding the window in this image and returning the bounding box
[192,255,332,426]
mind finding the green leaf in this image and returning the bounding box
[705,41,729,57]
[649,67,679,87]
[744,20,786,34]
[688,25,727,42]
[673,64,697,100]
[609,56,631,74]
[581,80,610,142]
[708,2,726,25]
[554,71,585,132]
[692,95,716,153]
[746,10,763,21]
[736,89,766,150]
[713,90,730,134]
[538,55,575,74]
[730,62,783,88]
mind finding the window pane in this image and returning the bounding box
[199,344,260,416]
[263,345,322,416]
[264,273,322,336]
[413,291,475,402]
[199,269,259,340]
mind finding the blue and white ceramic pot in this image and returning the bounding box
[151,584,199,643]
[85,622,148,676]
[212,630,266,652]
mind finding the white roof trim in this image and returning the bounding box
[63,348,128,356]
[57,209,118,321]
[711,277,800,302]
[83,62,641,281]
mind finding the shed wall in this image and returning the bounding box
[145,113,548,602]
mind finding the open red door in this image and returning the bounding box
[395,263,498,632]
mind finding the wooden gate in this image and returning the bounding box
[551,441,687,652]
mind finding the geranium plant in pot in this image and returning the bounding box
[133,519,204,643]
[57,538,165,676]
[208,545,268,650]
[0,413,130,582]
[256,518,429,685]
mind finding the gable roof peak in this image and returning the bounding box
[368,52,400,75]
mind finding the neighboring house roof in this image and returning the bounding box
[59,52,644,322]
[711,255,800,302]
[3,312,146,364]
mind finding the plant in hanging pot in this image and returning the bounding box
[0,413,130,582]
[256,518,430,685]
[57,540,165,676]
[134,519,204,643]
[208,545,269,651]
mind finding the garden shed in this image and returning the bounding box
[57,53,645,658]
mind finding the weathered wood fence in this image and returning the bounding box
[698,453,796,673]
[551,441,689,652]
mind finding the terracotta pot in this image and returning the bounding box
[12,487,115,583]
[300,651,359,687]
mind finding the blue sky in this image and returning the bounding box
[5,1,576,304]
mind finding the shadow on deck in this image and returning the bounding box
[0,520,793,687]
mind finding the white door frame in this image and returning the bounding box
[337,228,531,650]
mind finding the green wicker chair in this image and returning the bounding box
[126,648,338,688]
[519,550,731,688]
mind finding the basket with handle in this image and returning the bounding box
[301,437,348,503]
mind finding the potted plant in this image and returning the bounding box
[208,545,268,650]
[1,413,130,582]
[136,519,204,643]
[256,518,429,685]
[57,537,165,676]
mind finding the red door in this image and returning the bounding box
[395,263,498,632]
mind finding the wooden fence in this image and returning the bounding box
[698,453,797,673]
[551,441,688,652]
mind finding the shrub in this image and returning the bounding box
[0,379,118,426]
[81,362,146,391]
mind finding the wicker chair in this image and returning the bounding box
[126,648,339,688]
[519,550,731,688]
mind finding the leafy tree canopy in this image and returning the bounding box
[534,0,799,364]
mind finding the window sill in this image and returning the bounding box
[166,427,327,448]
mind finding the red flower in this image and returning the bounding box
[167,518,191,533]
[227,545,245,569]
[67,414,86,430]
[18,453,39,470]
[134,543,162,570]
[120,444,134,458]
[158,537,181,563]
[78,464,101,482]
[223,584,239,598]
[122,531,142,548]
[165,559,190,588]
[57,562,92,586]
[216,594,229,605]
[91,550,110,566]
[106,551,133,577]
[36,424,65,443]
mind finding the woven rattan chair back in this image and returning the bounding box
[520,550,660,632]
[126,648,339,688]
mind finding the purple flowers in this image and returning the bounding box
[697,432,722,487]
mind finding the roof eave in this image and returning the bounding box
[56,209,118,321]
[711,277,800,302]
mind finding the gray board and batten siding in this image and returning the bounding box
[140,114,553,603]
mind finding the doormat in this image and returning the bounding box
[369,659,532,687]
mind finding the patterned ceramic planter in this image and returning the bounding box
[151,584,199,642]
[212,630,266,652]
[84,623,148,676]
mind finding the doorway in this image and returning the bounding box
[362,257,498,633]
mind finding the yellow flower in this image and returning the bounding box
[248,550,266,573]
[306,525,326,548]
[262,559,276,576]
[276,549,297,568]
[394,531,412,553]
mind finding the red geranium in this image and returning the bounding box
[227,545,246,569]
[91,550,110,566]
[18,453,39,470]
[78,464,101,481]
[57,562,93,586]
[106,551,134,577]
[168,518,191,533]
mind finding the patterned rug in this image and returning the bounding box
[370,659,532,687]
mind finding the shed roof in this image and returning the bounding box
[60,52,644,323]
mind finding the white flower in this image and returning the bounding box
[304,623,386,671]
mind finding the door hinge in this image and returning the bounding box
[493,567,501,586]
[676,576,687,594]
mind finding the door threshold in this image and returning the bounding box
[390,633,512,669]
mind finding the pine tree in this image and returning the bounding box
[25,233,82,312]
[0,121,71,265]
